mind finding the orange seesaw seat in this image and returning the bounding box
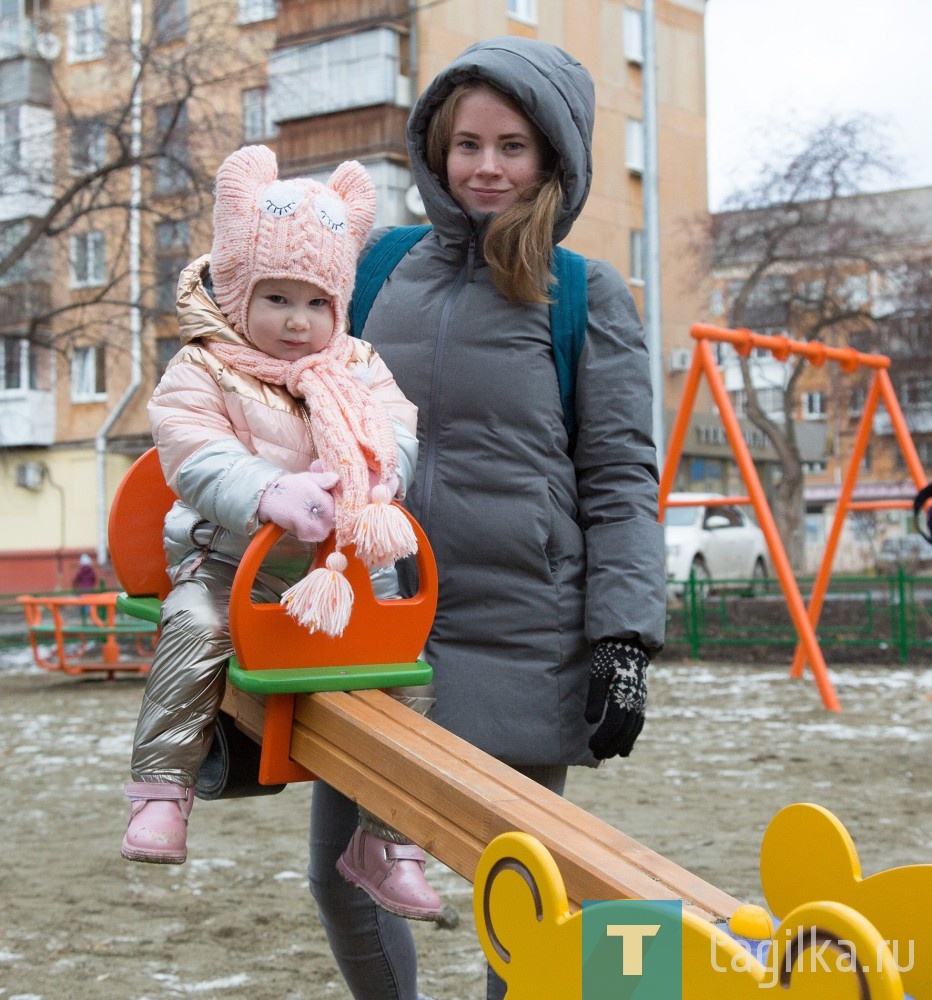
[107,447,437,785]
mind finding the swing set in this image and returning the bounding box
[660,323,929,711]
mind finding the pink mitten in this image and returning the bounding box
[258,470,339,543]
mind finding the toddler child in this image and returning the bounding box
[121,144,441,921]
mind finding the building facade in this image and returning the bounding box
[0,0,709,590]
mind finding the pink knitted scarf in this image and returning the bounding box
[208,336,416,635]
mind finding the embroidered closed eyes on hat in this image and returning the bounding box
[209,144,377,342]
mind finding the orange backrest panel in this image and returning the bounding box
[109,446,439,671]
[230,518,438,671]
[107,447,175,601]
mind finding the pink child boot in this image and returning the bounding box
[121,782,194,864]
[336,827,442,921]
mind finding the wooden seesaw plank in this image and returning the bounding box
[254,687,743,923]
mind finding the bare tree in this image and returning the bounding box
[0,1,261,368]
[691,115,932,568]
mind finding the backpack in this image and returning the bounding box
[348,224,588,446]
[914,482,932,544]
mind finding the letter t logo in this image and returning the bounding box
[606,924,661,976]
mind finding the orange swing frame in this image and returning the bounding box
[660,324,927,712]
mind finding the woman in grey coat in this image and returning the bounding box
[308,36,666,1000]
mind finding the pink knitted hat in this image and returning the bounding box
[210,145,376,341]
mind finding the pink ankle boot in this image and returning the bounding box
[336,827,442,921]
[121,782,194,864]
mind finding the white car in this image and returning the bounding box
[664,492,769,596]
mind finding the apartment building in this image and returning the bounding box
[1,0,709,590]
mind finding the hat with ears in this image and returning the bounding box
[210,145,377,342]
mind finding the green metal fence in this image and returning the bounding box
[665,569,932,664]
[5,573,931,664]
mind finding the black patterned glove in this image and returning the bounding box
[584,640,649,760]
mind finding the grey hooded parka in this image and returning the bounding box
[360,37,666,767]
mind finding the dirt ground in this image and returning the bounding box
[1,647,929,1000]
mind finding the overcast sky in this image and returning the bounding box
[703,0,932,209]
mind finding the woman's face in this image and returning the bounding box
[445,85,547,215]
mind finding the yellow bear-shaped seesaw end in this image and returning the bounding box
[474,831,909,1000]
[761,802,931,998]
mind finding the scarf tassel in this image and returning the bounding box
[281,551,354,638]
[352,484,418,567]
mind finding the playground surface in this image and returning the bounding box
[0,651,929,1000]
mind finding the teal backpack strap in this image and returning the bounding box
[549,246,589,447]
[349,225,431,337]
[349,226,588,448]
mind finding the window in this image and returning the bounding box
[848,385,866,417]
[802,391,826,420]
[704,505,742,530]
[758,386,785,420]
[626,118,644,174]
[871,264,908,318]
[71,344,106,401]
[507,0,537,23]
[1,106,20,172]
[798,277,825,304]
[840,273,869,310]
[237,0,275,24]
[731,389,747,419]
[242,87,276,143]
[70,118,106,174]
[0,334,51,392]
[69,231,105,287]
[153,0,186,43]
[629,228,644,285]
[902,375,932,408]
[709,287,724,317]
[154,220,189,312]
[730,386,784,422]
[67,4,104,62]
[0,222,49,285]
[623,7,644,63]
[154,102,189,193]
[1,335,25,390]
[1,334,50,391]
[1,0,22,57]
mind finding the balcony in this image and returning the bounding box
[267,26,407,126]
[277,103,410,174]
[0,390,55,446]
[274,0,409,46]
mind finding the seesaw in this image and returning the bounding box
[109,449,930,997]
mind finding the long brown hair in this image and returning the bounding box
[425,80,563,304]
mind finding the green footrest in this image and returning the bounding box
[227,658,432,695]
[116,593,163,625]
[115,593,431,694]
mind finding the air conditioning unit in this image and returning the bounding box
[15,462,45,491]
[35,32,62,61]
[668,347,692,373]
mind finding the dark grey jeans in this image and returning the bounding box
[308,764,567,1000]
